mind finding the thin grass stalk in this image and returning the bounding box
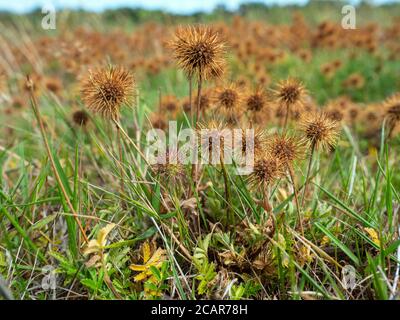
[116,123,125,197]
[27,77,88,244]
[192,75,203,192]
[189,76,193,127]
[288,166,304,235]
[301,141,316,207]
[220,153,233,226]
[188,76,197,186]
[195,74,203,127]
[112,119,149,166]
[283,103,290,132]
[101,250,122,299]
[158,87,162,115]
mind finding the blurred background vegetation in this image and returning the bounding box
[1,1,400,32]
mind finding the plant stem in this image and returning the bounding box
[196,75,202,127]
[116,123,125,197]
[301,142,316,207]
[192,75,203,191]
[188,76,197,188]
[113,119,149,166]
[189,76,193,127]
[158,87,162,113]
[262,184,272,222]
[27,77,88,244]
[283,103,290,132]
[220,154,233,226]
[101,250,122,299]
[288,166,304,235]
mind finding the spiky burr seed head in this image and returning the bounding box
[325,101,345,122]
[44,77,63,95]
[245,86,268,113]
[214,84,241,113]
[161,95,179,114]
[151,114,167,130]
[152,150,185,185]
[181,98,191,114]
[238,127,267,157]
[364,110,379,123]
[11,97,25,110]
[194,89,212,112]
[198,119,232,162]
[274,78,306,110]
[300,112,341,152]
[248,154,284,189]
[384,93,400,124]
[342,73,365,89]
[80,65,135,120]
[72,110,90,127]
[169,25,226,81]
[267,133,305,167]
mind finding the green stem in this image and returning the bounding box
[116,124,125,199]
[288,166,303,235]
[189,76,193,127]
[301,142,316,207]
[196,75,202,127]
[220,155,233,226]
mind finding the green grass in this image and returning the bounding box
[1,3,400,301]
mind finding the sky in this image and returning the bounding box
[0,0,396,14]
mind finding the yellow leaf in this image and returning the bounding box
[83,239,101,256]
[142,242,151,263]
[129,264,148,272]
[7,158,18,170]
[84,223,116,256]
[364,227,380,247]
[147,248,166,266]
[134,272,149,282]
[97,223,116,248]
[130,243,167,283]
[277,188,288,202]
[298,245,314,267]
[368,147,378,158]
[320,235,330,247]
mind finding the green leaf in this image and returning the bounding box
[316,183,374,228]
[31,214,57,230]
[315,222,360,266]
[149,265,161,281]
[0,205,46,262]
[151,181,161,214]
